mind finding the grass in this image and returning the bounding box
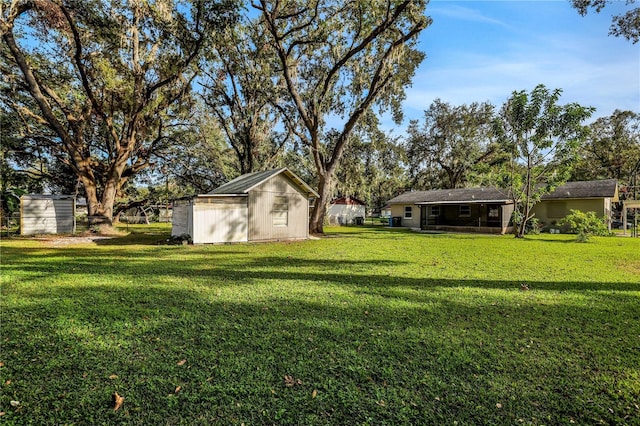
[1,225,639,425]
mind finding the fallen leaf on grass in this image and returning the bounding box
[177,359,187,366]
[109,374,118,380]
[496,403,503,409]
[113,392,124,411]
[174,386,182,394]
[312,389,317,398]
[284,375,302,387]
[376,400,386,407]
[4,380,11,385]
[0,412,5,416]
[10,401,19,407]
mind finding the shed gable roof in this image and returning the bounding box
[208,168,319,197]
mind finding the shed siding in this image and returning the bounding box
[192,197,248,244]
[21,196,75,235]
[171,201,192,237]
[248,174,309,241]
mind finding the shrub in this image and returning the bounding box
[559,210,611,242]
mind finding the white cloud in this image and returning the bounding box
[428,3,511,28]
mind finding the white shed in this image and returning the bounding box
[172,168,318,244]
[327,197,366,225]
[20,194,76,235]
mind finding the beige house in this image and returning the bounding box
[387,187,514,234]
[531,179,619,230]
[172,168,318,244]
[386,179,619,234]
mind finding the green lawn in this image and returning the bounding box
[1,225,639,425]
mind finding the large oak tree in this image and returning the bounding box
[572,110,640,185]
[406,99,503,190]
[200,20,289,176]
[253,0,429,233]
[1,0,237,225]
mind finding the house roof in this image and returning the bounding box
[207,168,319,198]
[386,179,619,205]
[331,196,366,206]
[387,187,512,205]
[541,179,618,200]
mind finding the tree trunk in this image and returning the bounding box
[516,155,533,238]
[309,173,332,234]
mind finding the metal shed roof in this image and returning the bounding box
[207,168,319,198]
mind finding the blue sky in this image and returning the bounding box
[395,0,640,128]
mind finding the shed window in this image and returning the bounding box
[404,206,413,219]
[459,205,471,217]
[430,206,440,217]
[273,196,289,226]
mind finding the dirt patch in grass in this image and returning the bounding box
[48,235,115,245]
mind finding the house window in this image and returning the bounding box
[273,196,288,226]
[430,206,440,217]
[404,206,413,219]
[459,205,471,217]
[488,206,500,218]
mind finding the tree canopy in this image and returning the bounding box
[253,0,429,233]
[571,0,640,43]
[406,99,504,190]
[494,84,595,238]
[572,110,640,186]
[1,0,238,224]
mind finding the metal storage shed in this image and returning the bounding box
[20,194,76,235]
[172,168,318,244]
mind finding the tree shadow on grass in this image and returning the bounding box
[3,244,639,293]
[2,279,639,425]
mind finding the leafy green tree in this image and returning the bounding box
[253,0,429,233]
[1,0,237,225]
[572,110,640,185]
[334,120,409,213]
[494,84,595,238]
[406,99,504,190]
[0,97,78,194]
[154,107,234,194]
[200,19,289,175]
[571,0,640,43]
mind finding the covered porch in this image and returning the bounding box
[418,202,514,235]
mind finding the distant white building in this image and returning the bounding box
[327,197,366,225]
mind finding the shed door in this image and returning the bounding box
[193,201,248,243]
